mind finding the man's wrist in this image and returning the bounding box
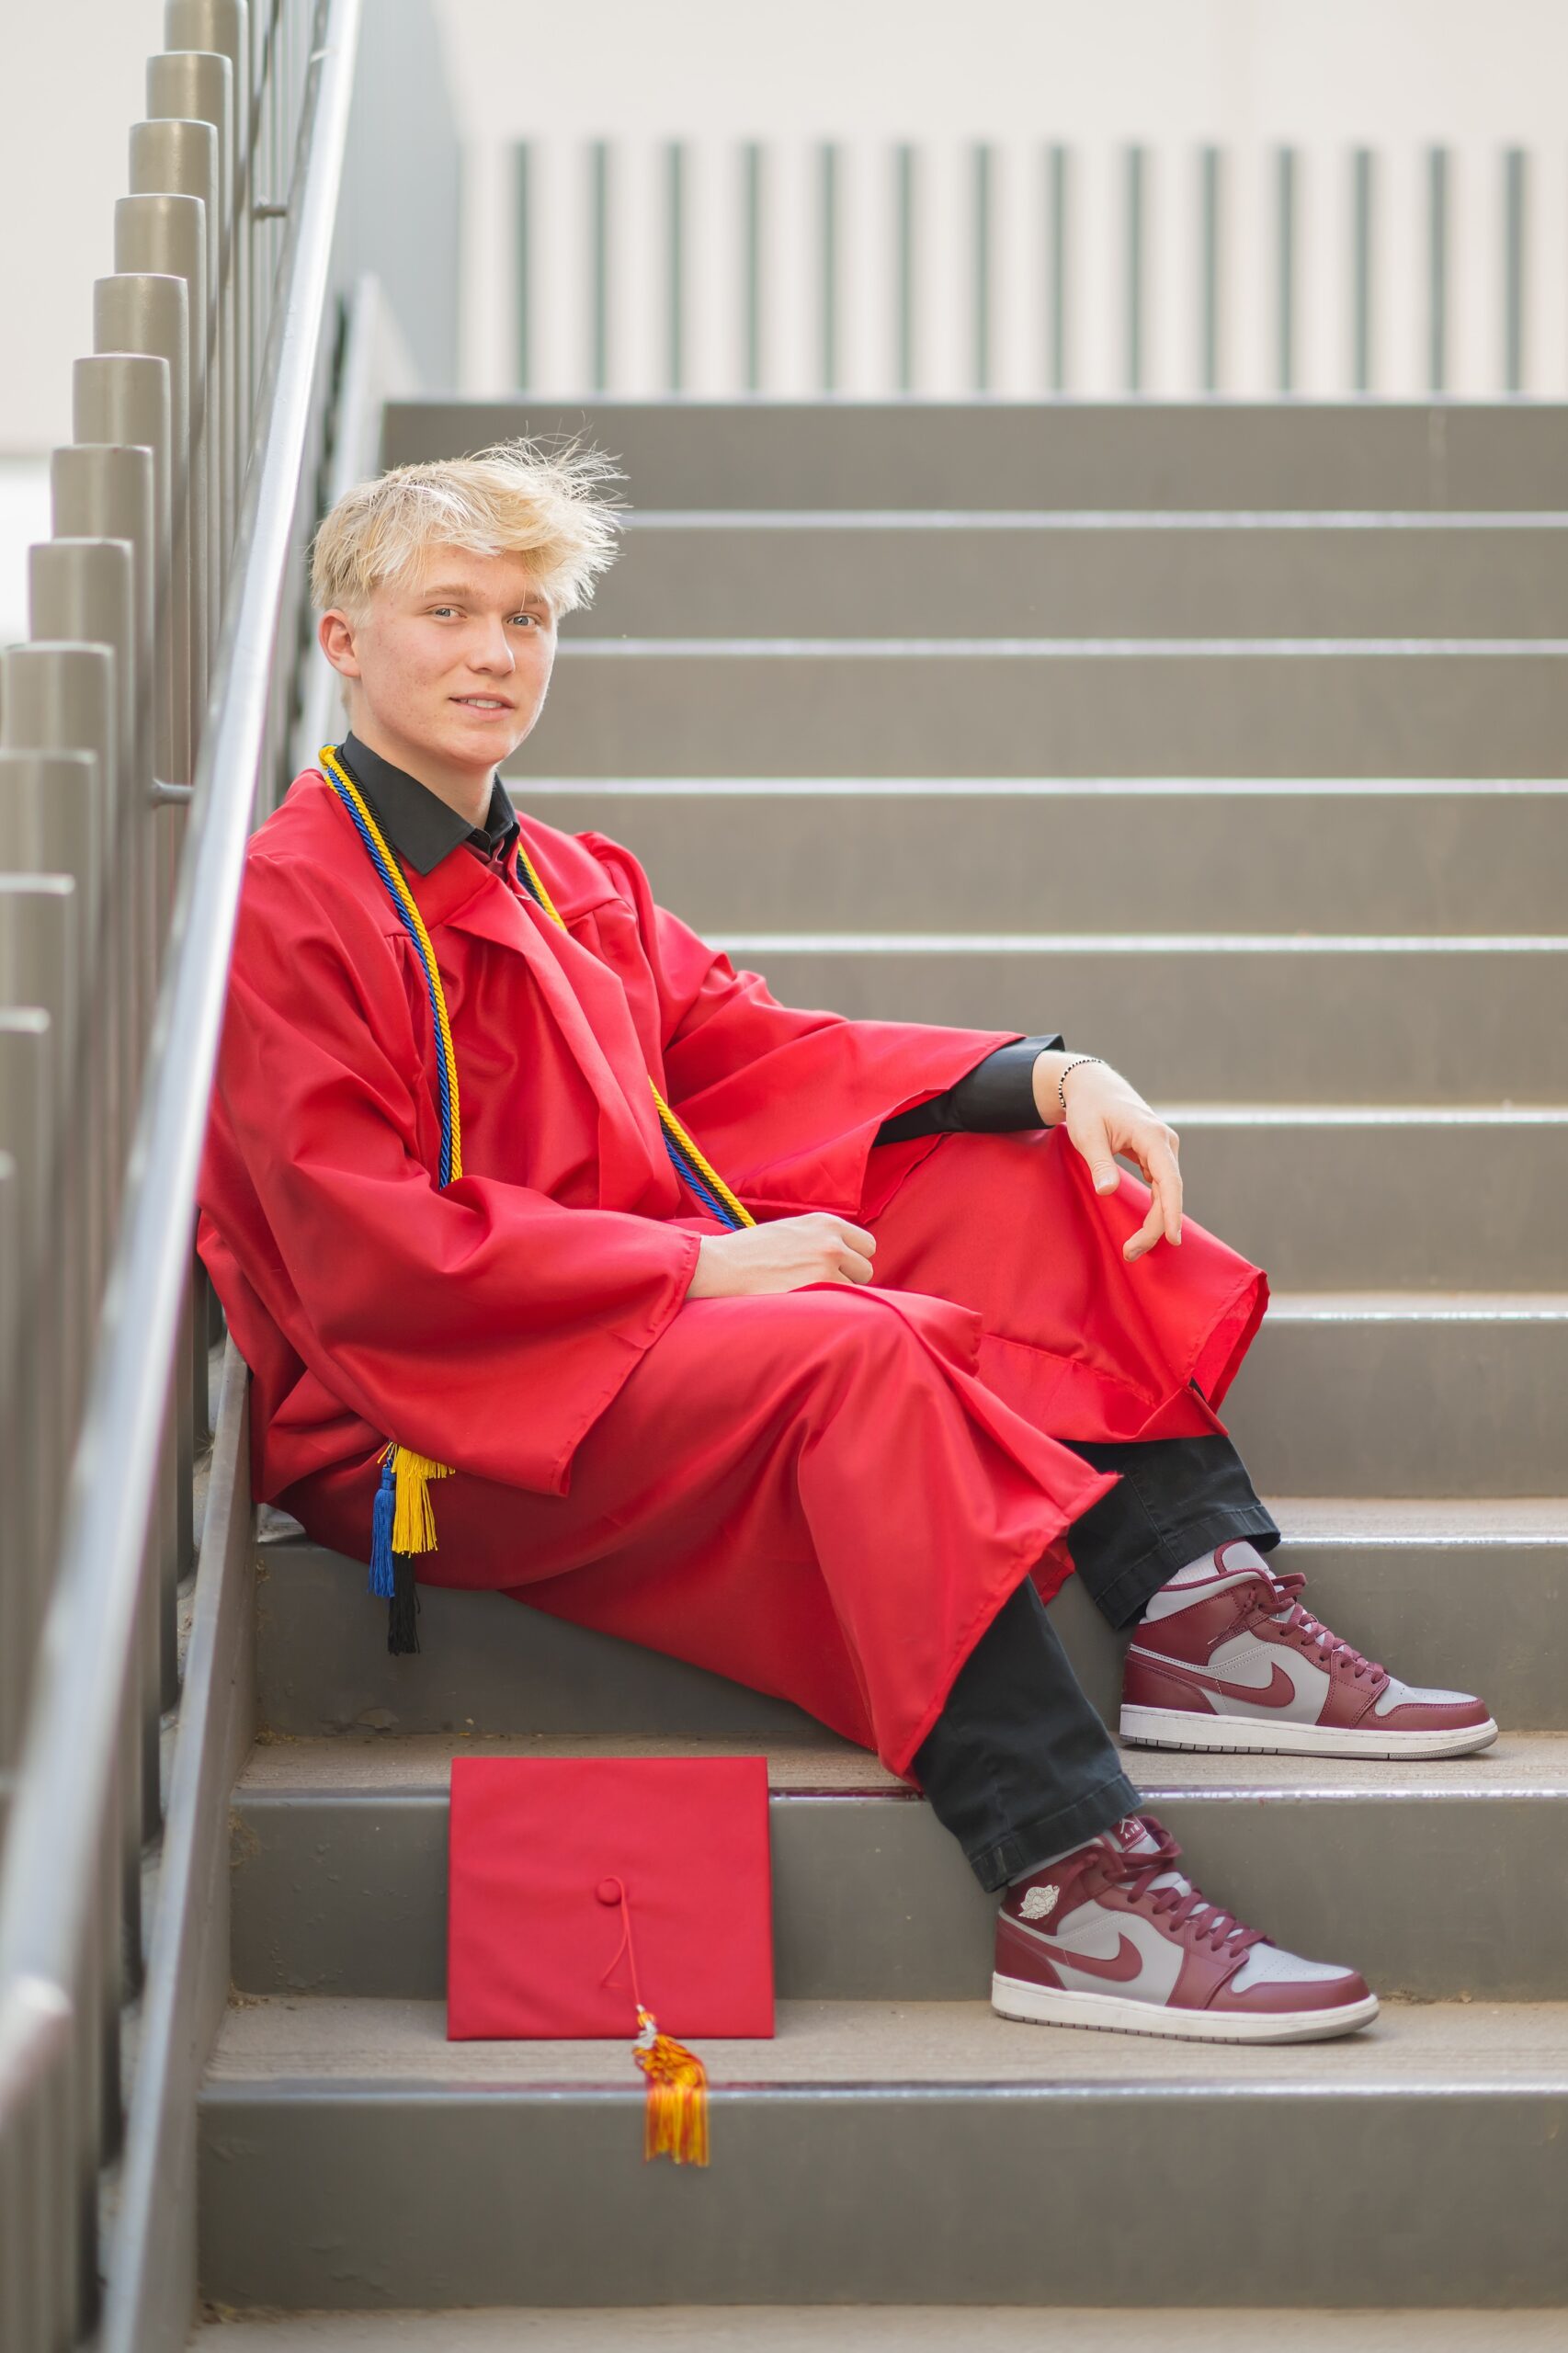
[1031,1047,1096,1125]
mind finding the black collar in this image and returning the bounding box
[336,733,520,877]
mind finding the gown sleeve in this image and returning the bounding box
[197,847,700,1497]
[874,1032,1065,1141]
[577,830,1043,1217]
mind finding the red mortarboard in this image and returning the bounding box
[447,1756,776,2162]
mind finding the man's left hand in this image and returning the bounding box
[1032,1050,1183,1262]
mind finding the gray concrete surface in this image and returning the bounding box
[517,779,1568,937]
[382,400,1568,513]
[575,516,1568,641]
[228,1732,1568,2004]
[518,642,1568,779]
[254,1503,1568,1741]
[198,1998,1568,2308]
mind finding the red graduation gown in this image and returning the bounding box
[197,768,1267,1776]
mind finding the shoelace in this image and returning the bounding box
[1262,1570,1388,1688]
[1084,1822,1264,1958]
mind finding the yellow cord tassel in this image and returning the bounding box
[634,2006,710,2165]
[389,1446,453,1554]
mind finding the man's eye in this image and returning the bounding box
[509,612,537,628]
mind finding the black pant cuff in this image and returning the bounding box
[963,1767,1143,1894]
[1094,1504,1281,1632]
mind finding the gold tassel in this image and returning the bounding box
[633,2006,710,2165]
[390,1447,453,1554]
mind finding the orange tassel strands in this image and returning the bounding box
[597,1874,712,2165]
[634,2006,711,2165]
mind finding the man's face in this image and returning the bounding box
[319,543,558,780]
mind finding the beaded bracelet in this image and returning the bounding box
[1055,1054,1105,1118]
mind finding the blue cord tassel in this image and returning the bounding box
[369,1453,397,1599]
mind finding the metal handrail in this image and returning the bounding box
[0,0,360,2131]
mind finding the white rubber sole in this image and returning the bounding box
[1119,1703,1500,1760]
[992,1969,1381,2045]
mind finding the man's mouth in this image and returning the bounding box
[452,695,513,712]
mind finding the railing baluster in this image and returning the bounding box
[95,276,202,763]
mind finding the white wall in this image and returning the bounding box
[0,1,167,455]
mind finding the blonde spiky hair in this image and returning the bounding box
[310,435,626,620]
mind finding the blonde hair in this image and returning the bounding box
[310,435,625,620]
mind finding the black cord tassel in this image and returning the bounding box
[387,1550,422,1654]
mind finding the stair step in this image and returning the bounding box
[188,2308,1568,2349]
[1230,1295,1566,1495]
[384,399,1568,512]
[199,1995,1568,2309]
[517,642,1568,779]
[575,515,1568,640]
[255,1501,1568,1740]
[678,936,1566,1103]
[518,779,1568,937]
[1116,1109,1566,1290]
[229,1731,1568,2006]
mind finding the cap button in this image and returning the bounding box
[595,1876,621,1905]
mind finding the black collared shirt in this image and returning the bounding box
[339,732,520,875]
[330,738,1059,1140]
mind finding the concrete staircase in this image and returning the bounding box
[194,403,1568,2331]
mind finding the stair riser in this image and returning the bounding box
[227,1785,1568,2006]
[384,400,1568,512]
[692,944,1567,1104]
[198,2084,1568,2309]
[579,525,1568,640]
[256,1536,1568,1742]
[1128,1120,1568,1290]
[520,649,1568,779]
[1231,1314,1565,1496]
[520,785,1568,938]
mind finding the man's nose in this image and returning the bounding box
[470,616,517,673]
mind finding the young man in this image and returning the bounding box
[198,440,1495,2047]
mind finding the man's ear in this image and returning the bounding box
[318,607,361,680]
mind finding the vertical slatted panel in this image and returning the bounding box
[1497,147,1516,390]
[1449,138,1496,397]
[514,141,532,391]
[499,127,1561,400]
[892,142,916,394]
[1524,139,1567,395]
[1124,143,1147,393]
[741,141,765,393]
[1045,142,1070,392]
[1352,148,1376,392]
[992,135,1040,398]
[1199,145,1222,392]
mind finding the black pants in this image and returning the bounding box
[912,1434,1279,1892]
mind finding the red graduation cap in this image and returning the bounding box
[447,1755,776,2162]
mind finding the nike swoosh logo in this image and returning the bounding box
[1167,1659,1298,1711]
[1051,1934,1144,1984]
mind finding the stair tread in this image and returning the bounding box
[619,508,1568,528]
[710,930,1568,949]
[261,1496,1568,1546]
[1271,1495,1568,1538]
[556,635,1568,655]
[205,1995,1568,2090]
[521,774,1568,792]
[187,2306,1568,2349]
[1265,1291,1568,1317]
[235,1728,1568,1801]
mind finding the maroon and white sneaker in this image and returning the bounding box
[993,1815,1378,2044]
[1119,1541,1497,1760]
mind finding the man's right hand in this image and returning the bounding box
[685,1211,876,1299]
